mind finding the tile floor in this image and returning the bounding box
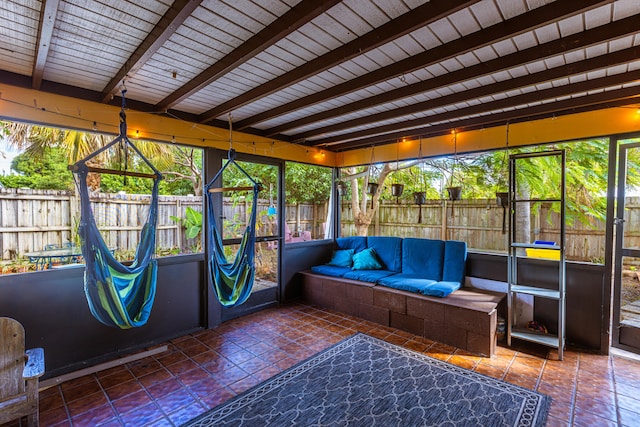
[6,303,640,427]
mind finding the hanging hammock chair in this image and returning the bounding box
[69,90,163,329]
[205,149,261,307]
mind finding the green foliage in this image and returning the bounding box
[171,207,203,239]
[285,162,332,203]
[0,147,74,190]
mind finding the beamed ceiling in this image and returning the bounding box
[1,0,640,152]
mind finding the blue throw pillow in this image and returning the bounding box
[327,249,355,267]
[352,247,384,270]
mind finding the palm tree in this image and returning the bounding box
[1,121,176,191]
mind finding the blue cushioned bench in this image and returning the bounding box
[299,236,505,356]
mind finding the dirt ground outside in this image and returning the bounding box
[622,270,640,307]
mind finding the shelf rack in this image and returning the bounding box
[506,150,566,360]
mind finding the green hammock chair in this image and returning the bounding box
[205,149,261,307]
[70,91,163,329]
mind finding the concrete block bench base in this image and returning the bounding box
[298,271,505,357]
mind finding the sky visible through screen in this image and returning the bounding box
[0,138,18,175]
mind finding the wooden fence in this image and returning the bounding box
[0,188,618,262]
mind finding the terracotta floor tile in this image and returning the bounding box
[30,303,640,427]
[69,403,116,427]
[138,368,173,388]
[229,374,261,394]
[211,365,250,386]
[572,408,619,427]
[544,415,570,427]
[535,383,573,406]
[94,365,128,380]
[448,355,478,370]
[66,391,109,418]
[39,387,65,412]
[39,405,70,426]
[473,362,506,379]
[166,358,199,377]
[128,357,163,377]
[190,349,218,366]
[574,394,618,422]
[112,389,153,416]
[166,402,206,425]
[61,378,102,403]
[238,356,271,375]
[119,402,164,427]
[59,374,97,391]
[187,376,224,399]
[156,388,197,414]
[616,380,640,399]
[620,406,640,427]
[503,371,538,390]
[547,400,572,422]
[146,377,183,400]
[176,367,210,387]
[181,342,210,358]
[156,349,188,367]
[98,368,136,389]
[104,379,143,401]
[618,393,640,414]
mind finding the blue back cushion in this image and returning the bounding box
[366,236,402,272]
[401,238,444,280]
[336,236,367,252]
[442,240,467,284]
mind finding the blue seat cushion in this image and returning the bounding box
[367,236,402,272]
[402,238,445,280]
[426,281,462,297]
[343,269,396,283]
[378,275,461,298]
[310,264,350,277]
[377,275,437,293]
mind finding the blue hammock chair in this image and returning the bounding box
[205,149,261,307]
[70,91,163,329]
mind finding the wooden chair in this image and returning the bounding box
[0,317,45,427]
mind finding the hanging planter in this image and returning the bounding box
[496,191,509,207]
[367,182,379,195]
[391,183,404,203]
[413,191,426,223]
[447,186,462,201]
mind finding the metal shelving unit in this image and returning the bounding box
[507,150,566,360]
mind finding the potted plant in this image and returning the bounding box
[391,183,404,203]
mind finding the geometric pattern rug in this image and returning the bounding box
[182,333,551,427]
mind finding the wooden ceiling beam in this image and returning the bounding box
[330,92,640,152]
[100,0,203,103]
[155,0,343,111]
[200,0,480,124]
[292,46,640,142]
[313,70,640,149]
[267,15,640,138]
[32,0,60,90]
[233,0,611,131]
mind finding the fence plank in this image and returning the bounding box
[0,188,613,262]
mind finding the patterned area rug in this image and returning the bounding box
[183,334,550,427]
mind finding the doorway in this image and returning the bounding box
[205,149,283,323]
[612,136,640,353]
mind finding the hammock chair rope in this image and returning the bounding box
[71,89,163,329]
[205,148,261,307]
